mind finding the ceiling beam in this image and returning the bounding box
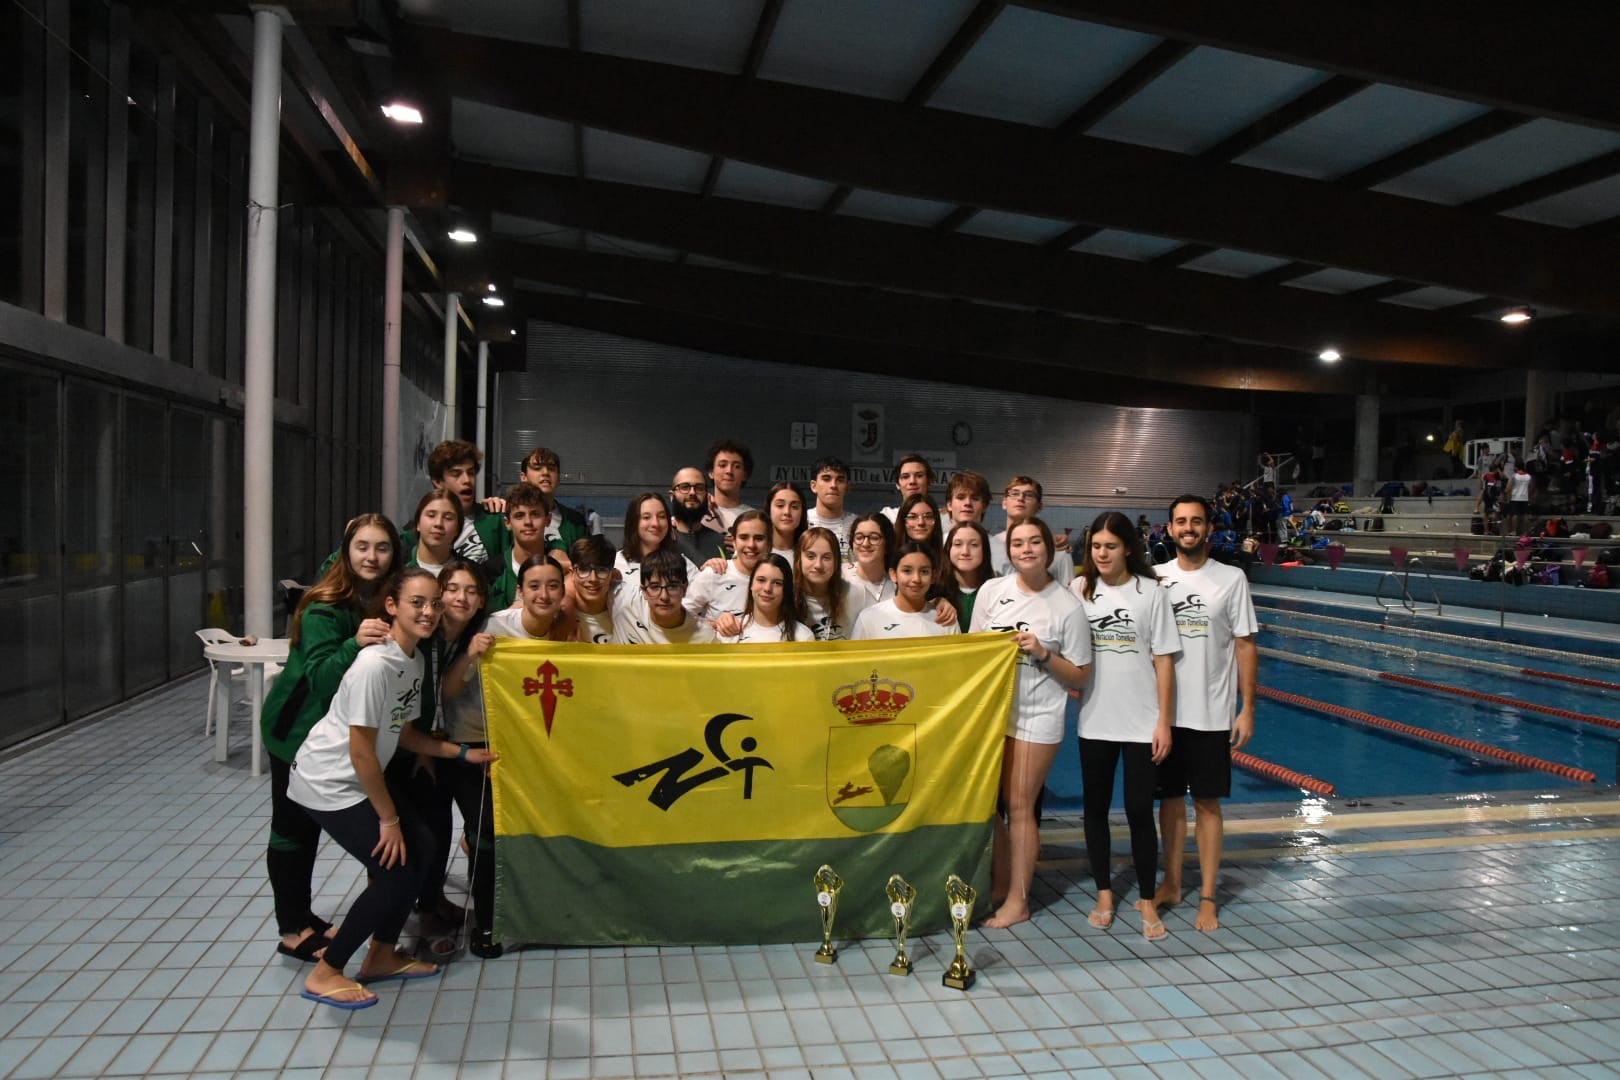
[497,240,1361,393]
[453,164,1521,369]
[1463,146,1620,215]
[1017,2,1620,133]
[430,31,1620,315]
[514,294,1288,410]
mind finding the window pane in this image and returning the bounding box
[63,380,120,715]
[0,369,62,744]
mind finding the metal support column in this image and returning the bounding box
[1353,393,1379,497]
[382,207,404,519]
[443,292,460,440]
[242,7,281,639]
[475,340,489,498]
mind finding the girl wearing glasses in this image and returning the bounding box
[898,493,944,568]
[842,511,897,608]
[289,569,498,1010]
[261,514,400,966]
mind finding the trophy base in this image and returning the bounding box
[888,957,913,977]
[813,947,838,965]
[942,966,975,991]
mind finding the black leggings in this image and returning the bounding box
[298,798,431,971]
[266,756,324,936]
[386,752,453,910]
[1079,738,1159,899]
[390,748,496,934]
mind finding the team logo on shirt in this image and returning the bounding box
[1168,590,1209,637]
[389,678,422,733]
[1089,608,1140,653]
[827,671,916,832]
[613,713,773,810]
[521,660,573,736]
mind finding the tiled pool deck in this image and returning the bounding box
[2,677,1619,1078]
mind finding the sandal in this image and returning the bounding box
[1142,917,1168,942]
[300,983,376,1011]
[1087,906,1115,930]
[470,929,504,960]
[275,930,327,963]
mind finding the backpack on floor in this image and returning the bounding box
[1588,564,1611,589]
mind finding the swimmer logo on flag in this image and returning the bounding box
[827,672,916,832]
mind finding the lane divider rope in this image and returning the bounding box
[1256,685,1597,785]
[1254,603,1620,670]
[1231,750,1336,796]
[1258,643,1620,732]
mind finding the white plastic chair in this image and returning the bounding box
[196,628,244,738]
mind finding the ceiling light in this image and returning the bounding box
[1318,348,1341,363]
[482,296,505,307]
[1500,306,1534,325]
[510,330,517,336]
[1425,434,1435,442]
[380,102,423,124]
[447,229,477,243]
[487,283,498,292]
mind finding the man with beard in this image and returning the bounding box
[669,465,729,566]
[1152,494,1258,932]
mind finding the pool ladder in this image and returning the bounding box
[1375,555,1444,616]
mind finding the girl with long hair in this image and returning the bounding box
[939,520,993,626]
[794,527,860,640]
[409,488,464,575]
[289,569,498,1009]
[971,518,1093,928]
[1071,511,1180,941]
[843,511,897,607]
[721,554,812,642]
[765,481,808,562]
[260,513,400,964]
[897,493,944,566]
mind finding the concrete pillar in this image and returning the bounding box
[442,292,459,439]
[1524,368,1553,447]
[475,340,489,499]
[1353,393,1379,496]
[241,8,281,639]
[382,206,403,520]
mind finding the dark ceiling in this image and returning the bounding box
[162,1,1620,405]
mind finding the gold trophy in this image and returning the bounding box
[942,874,976,990]
[812,864,844,964]
[885,875,916,976]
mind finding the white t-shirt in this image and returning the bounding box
[721,616,815,643]
[971,576,1092,744]
[1508,471,1532,501]
[990,531,1075,585]
[610,611,718,645]
[614,549,701,591]
[802,588,870,641]
[1072,575,1181,743]
[289,639,424,812]
[485,606,553,640]
[413,553,445,577]
[843,564,897,608]
[851,599,958,640]
[683,560,753,621]
[880,505,900,523]
[705,502,754,534]
[771,546,795,564]
[1155,559,1258,732]
[807,508,858,560]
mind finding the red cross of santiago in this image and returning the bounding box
[522,660,574,736]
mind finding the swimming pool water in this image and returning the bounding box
[1041,597,1619,810]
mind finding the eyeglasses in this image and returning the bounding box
[403,597,444,611]
[1005,490,1038,501]
[574,566,611,579]
[642,581,685,595]
[672,482,706,493]
[852,533,884,545]
[904,512,936,523]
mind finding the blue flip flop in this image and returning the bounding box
[300,984,377,1010]
[358,958,440,984]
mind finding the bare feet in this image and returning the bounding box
[1152,882,1182,910]
[1195,895,1220,932]
[983,901,1031,929]
[1136,899,1167,941]
[303,960,376,1007]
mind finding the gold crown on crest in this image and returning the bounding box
[832,670,915,724]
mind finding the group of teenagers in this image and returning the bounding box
[260,438,1258,1011]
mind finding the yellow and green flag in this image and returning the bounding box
[482,634,1016,945]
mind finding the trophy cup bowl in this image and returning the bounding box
[812,864,844,964]
[942,874,976,990]
[885,874,916,976]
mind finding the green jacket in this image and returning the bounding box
[260,599,365,763]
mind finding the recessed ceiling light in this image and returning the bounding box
[482,296,505,307]
[510,329,517,336]
[1425,433,1435,442]
[447,229,477,243]
[380,102,423,124]
[1318,348,1341,363]
[1500,306,1534,325]
[487,283,498,292]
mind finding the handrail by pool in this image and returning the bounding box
[1374,554,1443,616]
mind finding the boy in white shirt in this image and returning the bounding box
[611,549,718,645]
[992,476,1074,584]
[806,456,858,560]
[881,454,934,524]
